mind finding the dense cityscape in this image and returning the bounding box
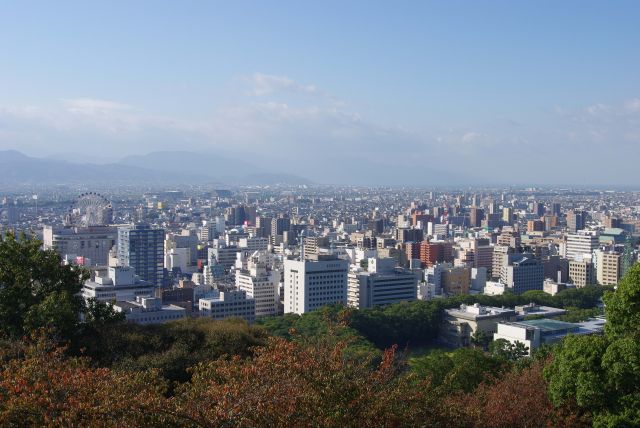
[1,183,637,321]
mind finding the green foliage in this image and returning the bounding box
[545,262,640,426]
[411,347,505,393]
[258,305,380,360]
[470,329,491,350]
[349,299,443,349]
[82,297,126,326]
[489,338,530,361]
[604,262,640,339]
[557,306,602,323]
[76,317,268,384]
[0,232,88,340]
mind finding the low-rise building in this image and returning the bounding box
[439,303,517,348]
[113,296,186,325]
[494,317,606,355]
[199,289,256,323]
[82,266,155,303]
[514,303,567,320]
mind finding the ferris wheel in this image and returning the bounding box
[65,192,113,227]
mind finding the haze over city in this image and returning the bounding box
[1,1,639,185]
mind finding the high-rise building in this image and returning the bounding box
[284,254,348,315]
[492,245,513,280]
[543,215,558,231]
[469,207,484,228]
[568,260,595,287]
[441,266,471,295]
[527,220,545,233]
[565,232,599,261]
[117,224,165,288]
[552,203,562,217]
[256,216,273,238]
[497,230,520,249]
[566,210,586,233]
[500,253,544,294]
[347,258,417,309]
[271,216,291,238]
[604,216,622,229]
[235,252,280,317]
[404,242,421,264]
[502,207,514,225]
[420,241,453,268]
[396,228,424,243]
[595,250,621,286]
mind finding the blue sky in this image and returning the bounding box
[1,1,639,184]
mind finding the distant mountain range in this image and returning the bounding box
[0,150,313,186]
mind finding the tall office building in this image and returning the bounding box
[595,250,621,286]
[566,210,586,233]
[527,220,545,233]
[604,216,622,229]
[469,207,484,228]
[552,203,562,217]
[347,257,417,309]
[117,224,165,288]
[256,216,273,238]
[568,260,595,287]
[502,207,514,225]
[284,254,348,315]
[565,232,599,261]
[500,253,544,294]
[271,216,291,238]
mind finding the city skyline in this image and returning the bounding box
[1,1,639,185]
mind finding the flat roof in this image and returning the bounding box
[514,318,577,332]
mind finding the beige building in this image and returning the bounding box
[568,260,595,287]
[441,266,471,295]
[492,245,513,280]
[595,250,621,286]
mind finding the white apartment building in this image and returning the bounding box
[347,257,418,309]
[284,254,348,315]
[238,236,270,252]
[235,251,280,317]
[199,289,256,323]
[565,232,599,261]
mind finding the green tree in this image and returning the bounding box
[545,262,640,426]
[411,347,505,393]
[489,338,529,361]
[471,329,491,350]
[0,232,88,340]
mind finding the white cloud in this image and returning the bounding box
[62,98,133,115]
[461,131,482,143]
[248,73,318,97]
[585,103,610,116]
[625,98,640,113]
[2,77,640,184]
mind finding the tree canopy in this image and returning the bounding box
[545,262,640,426]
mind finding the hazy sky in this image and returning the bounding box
[1,1,639,185]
